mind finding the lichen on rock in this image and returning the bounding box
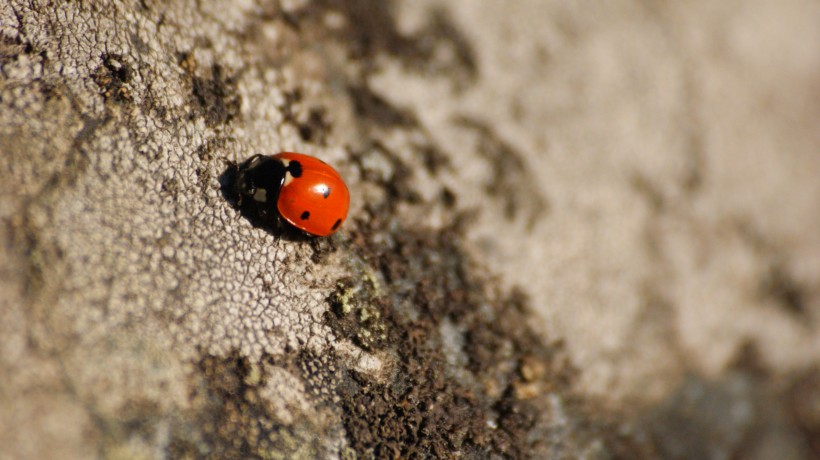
[2,0,818,459]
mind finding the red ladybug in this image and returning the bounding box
[235,152,350,236]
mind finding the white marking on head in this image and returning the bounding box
[253,188,267,203]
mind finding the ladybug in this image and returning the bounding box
[235,152,350,236]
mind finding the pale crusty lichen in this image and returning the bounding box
[3,0,819,458]
[1,0,351,457]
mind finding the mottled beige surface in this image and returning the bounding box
[1,1,353,457]
[1,0,818,458]
[377,0,820,403]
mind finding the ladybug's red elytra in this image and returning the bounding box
[235,152,350,236]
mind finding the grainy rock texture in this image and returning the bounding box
[1,0,818,459]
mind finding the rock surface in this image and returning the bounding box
[1,0,818,458]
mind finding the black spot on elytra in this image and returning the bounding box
[322,187,331,198]
[288,160,303,178]
[300,211,310,220]
[331,219,342,231]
